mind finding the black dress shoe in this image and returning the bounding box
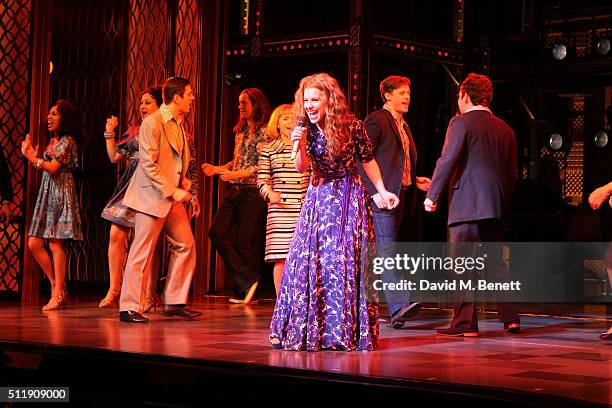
[119,310,149,323]
[163,305,202,319]
[390,302,422,329]
[504,320,521,334]
[436,327,479,337]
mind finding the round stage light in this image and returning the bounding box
[594,130,608,148]
[549,133,563,150]
[552,44,567,60]
[596,38,611,56]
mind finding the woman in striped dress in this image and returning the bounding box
[258,104,310,293]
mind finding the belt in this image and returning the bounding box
[231,184,258,190]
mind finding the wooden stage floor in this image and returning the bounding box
[0,296,610,406]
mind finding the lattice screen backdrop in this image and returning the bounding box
[565,97,585,203]
[125,0,170,128]
[125,0,201,199]
[123,0,172,287]
[175,0,200,202]
[49,0,127,282]
[121,0,201,288]
[175,0,198,135]
[0,0,31,298]
[2,0,202,292]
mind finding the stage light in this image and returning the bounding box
[594,130,608,148]
[595,38,610,56]
[549,133,564,150]
[225,72,243,86]
[591,20,610,57]
[548,26,575,61]
[552,43,568,60]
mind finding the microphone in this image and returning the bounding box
[291,116,308,160]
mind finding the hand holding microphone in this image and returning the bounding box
[290,116,308,160]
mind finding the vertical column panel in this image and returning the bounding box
[0,0,31,299]
[199,0,224,294]
[175,0,198,135]
[565,97,585,205]
[125,0,169,127]
[175,0,205,292]
[348,0,365,118]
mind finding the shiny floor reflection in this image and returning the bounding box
[0,296,610,405]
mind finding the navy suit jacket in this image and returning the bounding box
[358,109,417,213]
[427,110,517,226]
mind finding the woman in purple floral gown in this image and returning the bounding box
[269,73,400,351]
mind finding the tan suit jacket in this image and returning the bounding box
[123,110,190,218]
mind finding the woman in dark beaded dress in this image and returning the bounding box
[98,87,162,308]
[269,73,399,351]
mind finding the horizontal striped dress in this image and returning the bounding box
[258,138,310,262]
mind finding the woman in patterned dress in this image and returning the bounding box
[269,73,399,351]
[21,100,83,311]
[258,104,310,293]
[98,86,163,308]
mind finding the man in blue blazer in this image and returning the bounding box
[425,73,520,336]
[359,76,431,329]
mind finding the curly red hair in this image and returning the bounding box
[293,73,350,161]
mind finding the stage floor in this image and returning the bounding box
[0,296,610,406]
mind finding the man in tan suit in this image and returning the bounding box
[119,76,201,323]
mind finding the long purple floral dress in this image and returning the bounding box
[269,118,379,351]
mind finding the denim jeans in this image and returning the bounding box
[371,192,410,317]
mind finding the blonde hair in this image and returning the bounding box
[293,73,350,161]
[266,104,294,139]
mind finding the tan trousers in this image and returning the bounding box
[119,201,195,312]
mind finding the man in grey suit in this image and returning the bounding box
[119,76,201,323]
[425,73,520,336]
